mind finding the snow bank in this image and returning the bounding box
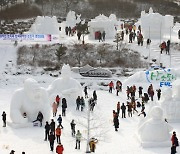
[10,78,50,127]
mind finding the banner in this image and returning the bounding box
[145,66,176,88]
[0,34,59,42]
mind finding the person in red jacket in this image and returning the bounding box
[56,143,64,154]
[56,95,60,107]
[108,81,114,93]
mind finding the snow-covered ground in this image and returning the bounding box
[0,16,180,154]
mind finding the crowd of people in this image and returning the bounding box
[2,80,179,153]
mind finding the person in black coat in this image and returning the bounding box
[44,121,50,141]
[121,103,126,118]
[49,132,55,151]
[57,115,63,129]
[166,40,170,55]
[50,119,56,136]
[33,111,43,127]
[76,96,81,110]
[113,113,119,131]
[70,119,76,136]
[156,89,161,101]
[93,90,97,102]
[62,98,67,116]
[143,93,149,103]
[138,86,143,98]
[84,86,88,98]
[2,111,6,127]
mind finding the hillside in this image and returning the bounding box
[0,0,179,20]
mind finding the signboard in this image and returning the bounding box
[0,34,59,43]
[145,66,176,88]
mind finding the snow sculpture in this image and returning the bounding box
[10,78,50,127]
[47,64,82,105]
[160,79,180,122]
[88,14,117,39]
[138,106,172,147]
[66,11,81,28]
[140,8,174,39]
[28,16,59,35]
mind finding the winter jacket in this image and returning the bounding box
[113,116,119,128]
[76,132,82,141]
[2,112,6,121]
[56,127,62,136]
[121,104,126,112]
[108,82,114,88]
[56,145,64,154]
[49,134,55,142]
[56,96,60,103]
[57,116,62,124]
[37,112,43,122]
[62,98,67,109]
[52,103,58,113]
[45,123,50,132]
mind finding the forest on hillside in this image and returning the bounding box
[0,0,179,20]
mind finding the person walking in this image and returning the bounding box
[56,143,64,154]
[108,81,114,93]
[44,121,50,141]
[76,96,81,111]
[80,97,85,111]
[98,31,102,42]
[56,126,62,144]
[117,102,120,115]
[56,95,60,107]
[171,131,179,153]
[84,86,88,98]
[138,86,143,98]
[156,89,161,101]
[121,103,126,118]
[70,119,76,137]
[52,102,58,117]
[166,40,170,55]
[93,90,97,102]
[102,31,106,42]
[75,130,82,149]
[113,113,119,131]
[10,150,15,154]
[57,115,63,129]
[89,138,98,152]
[62,98,67,116]
[127,102,133,117]
[50,119,56,136]
[2,111,6,127]
[49,131,55,151]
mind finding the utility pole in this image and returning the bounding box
[86,99,91,153]
[169,26,172,68]
[159,22,162,67]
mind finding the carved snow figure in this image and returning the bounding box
[138,106,172,147]
[160,80,180,122]
[47,64,82,106]
[10,78,50,127]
